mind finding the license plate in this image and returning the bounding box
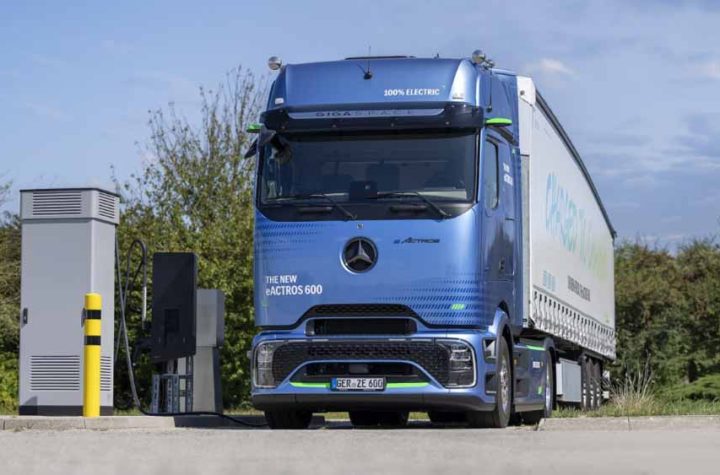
[331,377,385,391]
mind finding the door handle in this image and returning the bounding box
[21,308,28,325]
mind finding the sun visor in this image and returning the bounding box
[261,102,483,133]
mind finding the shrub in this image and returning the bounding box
[661,374,720,403]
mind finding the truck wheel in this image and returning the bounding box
[521,349,554,425]
[581,356,591,411]
[378,411,409,428]
[467,336,511,428]
[349,411,381,427]
[428,411,466,425]
[264,410,313,429]
[592,360,603,409]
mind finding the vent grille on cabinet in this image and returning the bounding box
[98,192,118,221]
[30,355,81,391]
[31,190,83,217]
[101,356,112,392]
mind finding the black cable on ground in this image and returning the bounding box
[114,236,266,428]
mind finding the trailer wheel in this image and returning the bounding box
[592,360,603,409]
[264,410,313,429]
[521,349,554,425]
[581,356,592,411]
[467,336,511,428]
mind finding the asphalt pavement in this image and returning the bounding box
[1,418,719,474]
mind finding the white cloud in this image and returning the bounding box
[29,54,68,69]
[23,102,70,121]
[691,60,720,79]
[524,58,576,77]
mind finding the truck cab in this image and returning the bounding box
[249,54,614,429]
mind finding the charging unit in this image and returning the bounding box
[18,188,119,415]
[180,289,224,412]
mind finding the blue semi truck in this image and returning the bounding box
[248,53,616,429]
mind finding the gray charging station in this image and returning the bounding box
[190,289,224,412]
[18,188,119,415]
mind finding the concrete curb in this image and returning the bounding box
[539,415,720,431]
[1,416,173,431]
[0,414,330,431]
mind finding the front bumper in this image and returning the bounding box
[251,330,498,412]
[252,391,493,412]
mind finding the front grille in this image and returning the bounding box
[303,304,418,318]
[272,340,451,385]
[296,362,427,384]
[307,318,417,336]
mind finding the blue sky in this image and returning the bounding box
[1,0,719,245]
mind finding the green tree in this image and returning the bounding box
[613,242,688,387]
[116,67,264,408]
[677,239,720,381]
[0,179,20,412]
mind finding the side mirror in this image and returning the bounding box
[485,117,512,127]
[243,139,258,159]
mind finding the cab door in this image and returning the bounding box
[481,137,502,282]
[498,142,516,280]
[481,133,516,316]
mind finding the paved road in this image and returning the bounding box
[2,421,719,474]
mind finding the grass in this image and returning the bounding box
[554,400,720,418]
[554,369,720,418]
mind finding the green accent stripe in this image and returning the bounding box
[485,117,513,126]
[525,345,545,352]
[386,382,429,389]
[246,123,262,133]
[290,382,430,389]
[290,382,330,388]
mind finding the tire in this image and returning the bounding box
[522,349,554,425]
[428,411,466,425]
[467,336,511,428]
[264,410,313,429]
[581,356,591,411]
[378,411,409,428]
[349,411,381,427]
[592,360,603,409]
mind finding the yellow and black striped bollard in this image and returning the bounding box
[83,293,102,417]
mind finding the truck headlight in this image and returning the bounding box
[253,341,284,388]
[439,340,476,388]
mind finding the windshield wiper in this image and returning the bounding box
[372,191,450,219]
[287,193,357,220]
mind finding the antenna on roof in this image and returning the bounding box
[363,46,373,79]
[353,46,374,79]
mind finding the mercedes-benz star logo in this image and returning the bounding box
[343,237,378,273]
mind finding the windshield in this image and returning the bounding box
[259,130,477,204]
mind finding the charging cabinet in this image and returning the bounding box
[18,188,118,415]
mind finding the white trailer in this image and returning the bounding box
[517,76,616,403]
